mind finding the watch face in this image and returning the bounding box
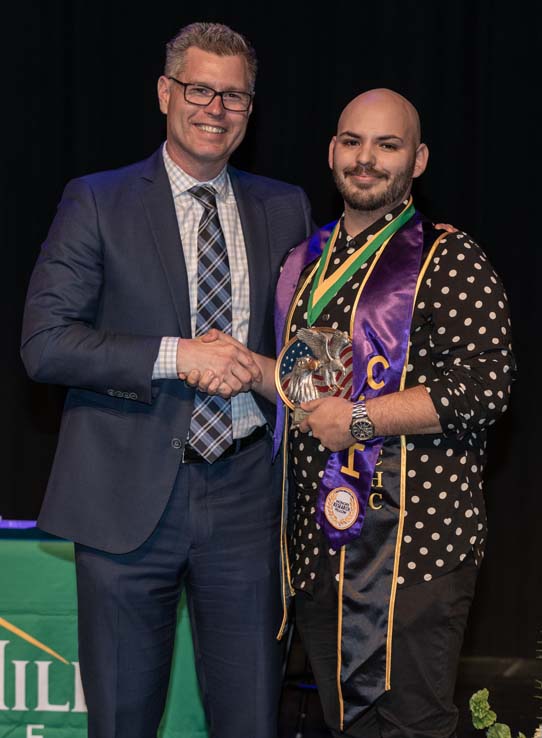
[351,419,374,441]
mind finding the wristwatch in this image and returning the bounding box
[350,400,375,441]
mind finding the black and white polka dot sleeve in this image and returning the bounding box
[419,232,515,436]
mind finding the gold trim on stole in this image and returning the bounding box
[384,231,450,688]
[337,546,346,731]
[277,260,320,639]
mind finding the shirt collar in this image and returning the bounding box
[162,142,230,202]
[338,198,411,250]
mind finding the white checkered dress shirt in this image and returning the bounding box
[152,144,266,439]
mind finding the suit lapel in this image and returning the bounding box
[137,155,271,346]
[229,168,271,349]
[137,150,192,338]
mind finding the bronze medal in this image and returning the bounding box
[324,487,360,530]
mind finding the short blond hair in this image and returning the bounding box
[165,22,257,92]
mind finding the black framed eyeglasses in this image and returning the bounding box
[168,77,253,112]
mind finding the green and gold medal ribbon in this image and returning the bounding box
[307,198,416,326]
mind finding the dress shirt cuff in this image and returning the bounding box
[152,337,180,379]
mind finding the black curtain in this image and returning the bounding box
[2,0,538,660]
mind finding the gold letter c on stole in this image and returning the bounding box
[367,355,390,390]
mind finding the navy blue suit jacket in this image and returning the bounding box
[21,148,312,553]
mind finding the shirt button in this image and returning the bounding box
[171,438,182,450]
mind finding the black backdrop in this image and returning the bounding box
[2,1,539,661]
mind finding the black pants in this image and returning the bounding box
[295,554,478,738]
[75,433,283,738]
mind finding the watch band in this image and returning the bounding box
[350,400,375,441]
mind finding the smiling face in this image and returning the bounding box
[157,47,253,181]
[329,90,428,221]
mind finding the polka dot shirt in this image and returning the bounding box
[286,203,514,590]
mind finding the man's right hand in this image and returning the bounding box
[176,331,261,397]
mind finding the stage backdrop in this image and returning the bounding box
[0,527,208,738]
[1,0,538,667]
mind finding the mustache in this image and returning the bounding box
[344,165,387,178]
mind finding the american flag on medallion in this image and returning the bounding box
[279,338,353,403]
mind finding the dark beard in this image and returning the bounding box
[333,160,415,212]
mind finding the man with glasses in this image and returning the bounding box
[21,22,312,738]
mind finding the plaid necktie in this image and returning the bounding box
[188,185,233,463]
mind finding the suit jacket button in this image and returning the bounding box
[129,392,138,400]
[171,438,182,450]
[107,389,115,396]
[114,390,123,398]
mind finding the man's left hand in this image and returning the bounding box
[298,397,353,452]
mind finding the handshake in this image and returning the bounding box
[176,329,265,399]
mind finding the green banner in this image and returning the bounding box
[0,535,209,737]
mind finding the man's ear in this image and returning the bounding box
[157,76,171,115]
[413,143,429,179]
[328,136,337,170]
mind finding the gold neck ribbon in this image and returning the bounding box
[307,199,415,326]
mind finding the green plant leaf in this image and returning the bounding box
[470,689,497,729]
[517,733,526,738]
[487,724,512,738]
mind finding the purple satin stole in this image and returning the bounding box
[274,214,425,547]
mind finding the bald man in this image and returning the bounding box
[269,89,514,737]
